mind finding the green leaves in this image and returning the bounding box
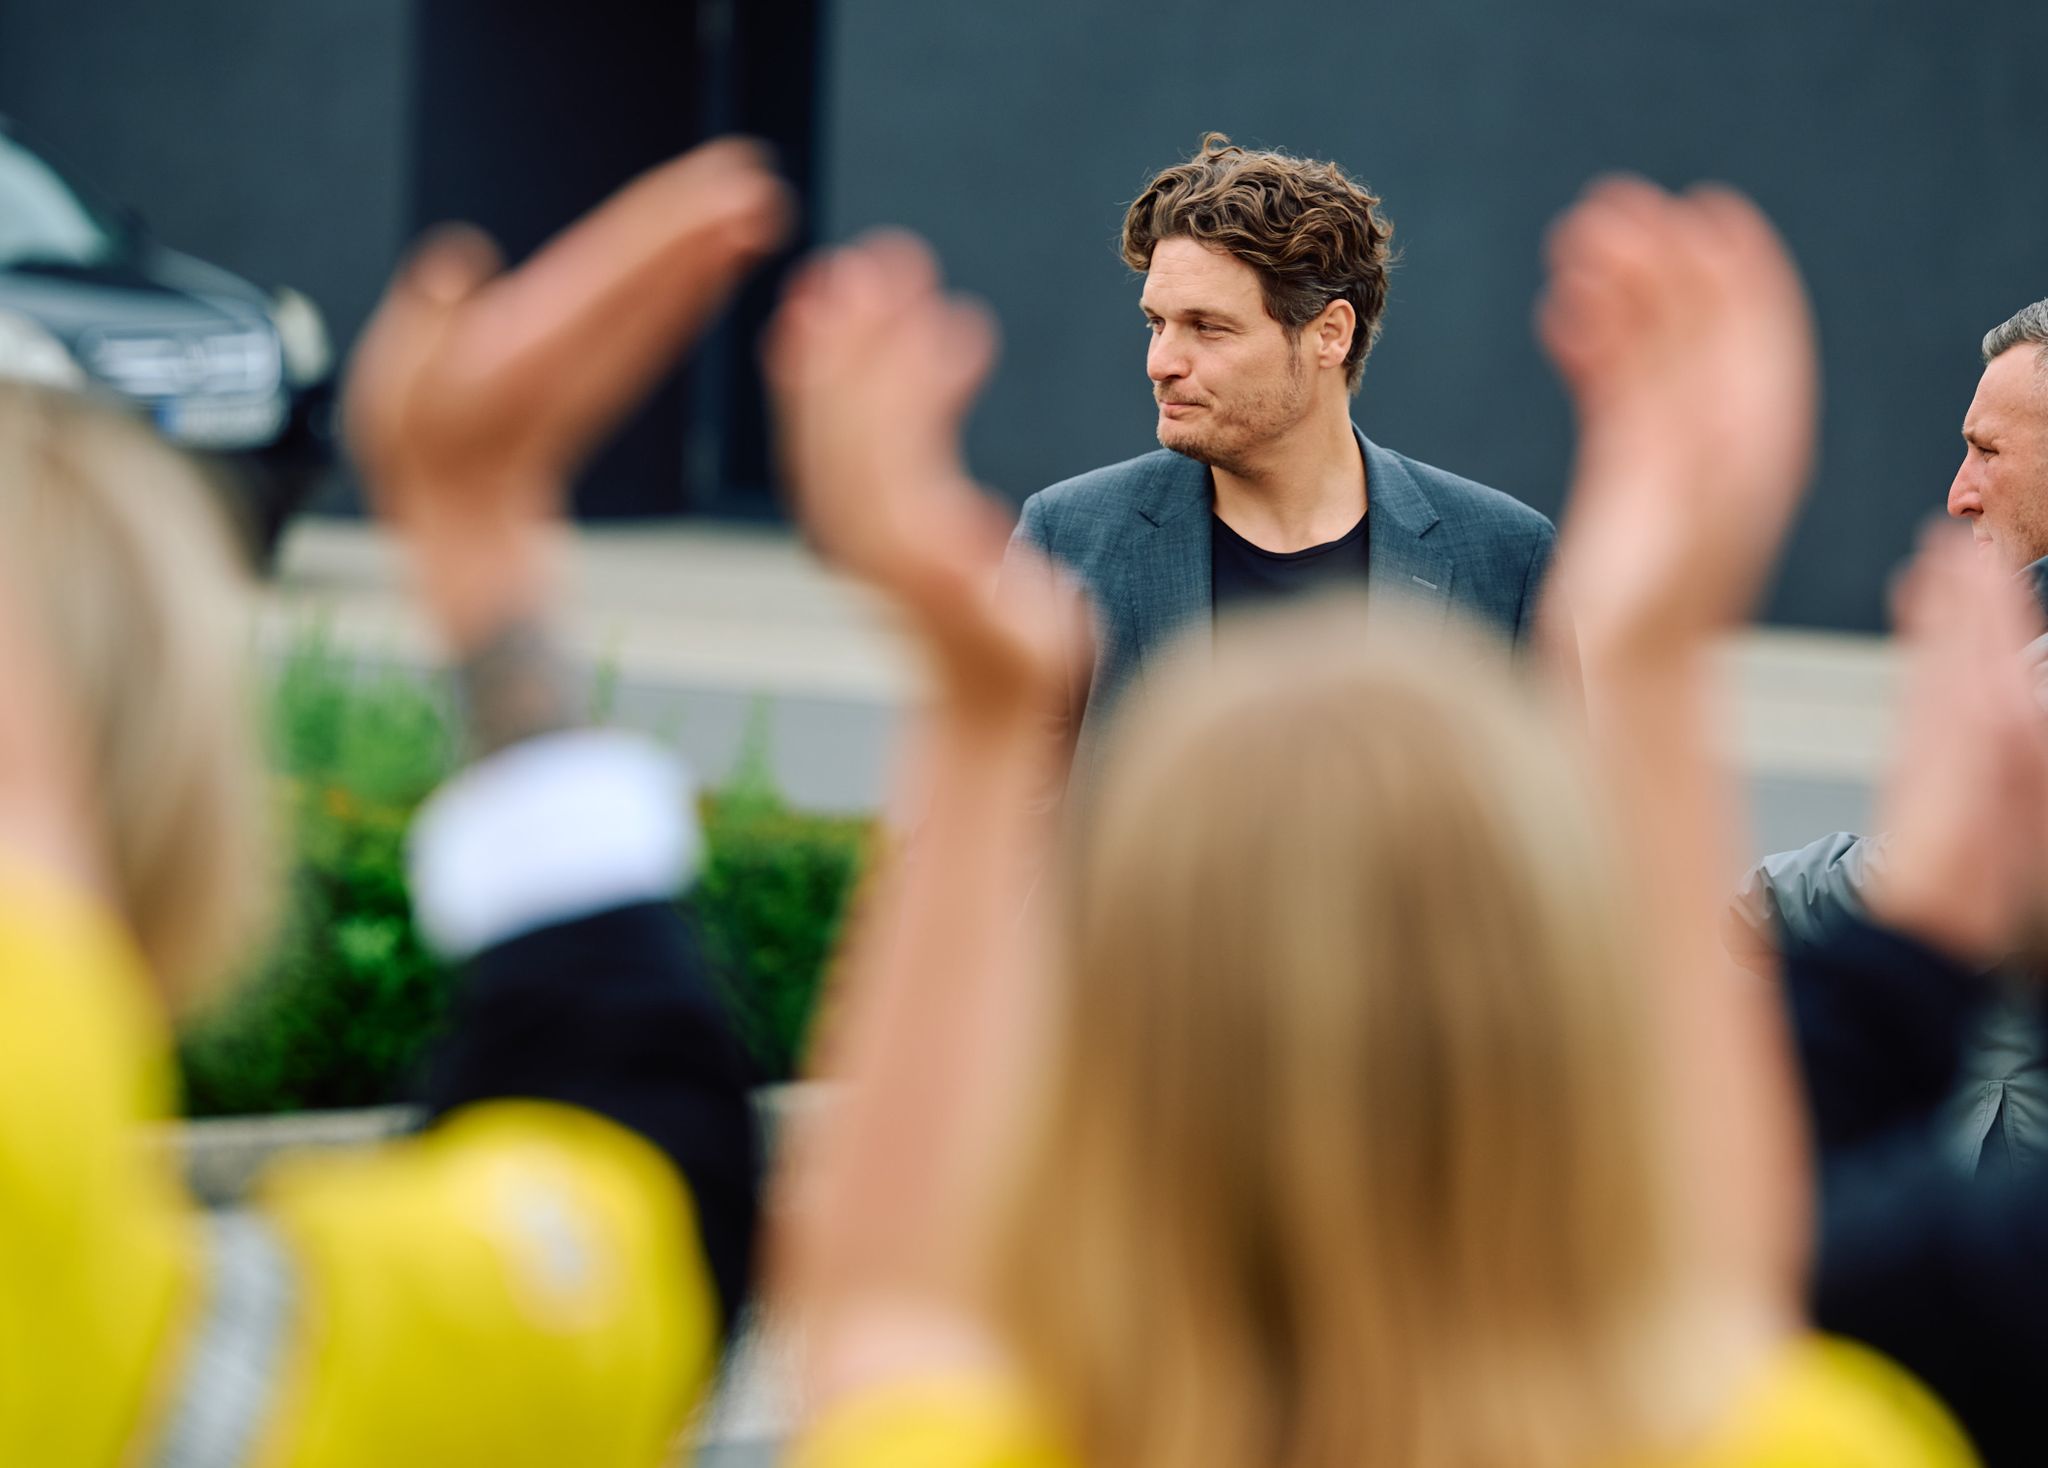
[175,637,867,1114]
[694,793,871,1079]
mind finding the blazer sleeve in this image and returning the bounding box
[1513,516,1557,647]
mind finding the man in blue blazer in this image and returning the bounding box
[1010,135,1557,782]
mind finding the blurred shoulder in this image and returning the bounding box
[1672,1335,1978,1468]
[790,1371,1070,1468]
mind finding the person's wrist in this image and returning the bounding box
[402,513,577,759]
[400,514,558,656]
[450,615,580,759]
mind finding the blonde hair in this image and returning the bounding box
[0,383,275,1004]
[1000,597,1718,1468]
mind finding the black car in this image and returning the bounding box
[0,116,335,565]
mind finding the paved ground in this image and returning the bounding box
[266,517,1893,858]
[263,517,1899,1466]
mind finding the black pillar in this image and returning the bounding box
[410,0,704,517]
[689,0,824,518]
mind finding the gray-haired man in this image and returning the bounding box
[1734,297,2048,1175]
[1949,299,2048,571]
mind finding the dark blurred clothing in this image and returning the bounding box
[1787,915,2048,1468]
[423,899,763,1330]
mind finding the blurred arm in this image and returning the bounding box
[763,235,1083,1410]
[1539,178,1821,1333]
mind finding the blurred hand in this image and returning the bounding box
[1540,179,1821,1338]
[1869,525,2048,965]
[1539,178,1818,659]
[765,233,1088,722]
[346,138,790,647]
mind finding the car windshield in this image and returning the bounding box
[0,132,122,269]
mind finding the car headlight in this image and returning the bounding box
[0,309,84,388]
[269,285,332,387]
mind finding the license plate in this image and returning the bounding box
[156,393,287,450]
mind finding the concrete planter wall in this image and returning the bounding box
[162,1090,820,1464]
[164,1086,822,1205]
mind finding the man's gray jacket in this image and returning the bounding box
[1731,554,2048,1175]
[1008,426,1558,775]
[1732,833,2047,1175]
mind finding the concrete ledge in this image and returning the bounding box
[164,1105,419,1207]
[166,1088,825,1206]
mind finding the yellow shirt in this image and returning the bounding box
[790,1335,1979,1468]
[0,865,722,1467]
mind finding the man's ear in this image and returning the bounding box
[1313,299,1356,372]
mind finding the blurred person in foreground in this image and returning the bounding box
[1776,514,2048,1468]
[759,180,1976,1466]
[1009,133,1559,793]
[1732,298,2048,1176]
[0,139,784,1465]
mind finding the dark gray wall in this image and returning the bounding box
[0,0,411,377]
[819,0,2048,631]
[3,1,2039,626]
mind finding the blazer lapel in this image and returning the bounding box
[1120,451,1215,672]
[1359,429,1452,621]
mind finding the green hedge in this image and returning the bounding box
[175,635,868,1115]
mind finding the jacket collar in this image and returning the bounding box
[1129,423,1454,609]
[1134,444,1210,528]
[1358,429,1440,541]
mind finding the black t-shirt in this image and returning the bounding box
[1211,510,1370,615]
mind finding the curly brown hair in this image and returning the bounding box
[1122,133,1395,391]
